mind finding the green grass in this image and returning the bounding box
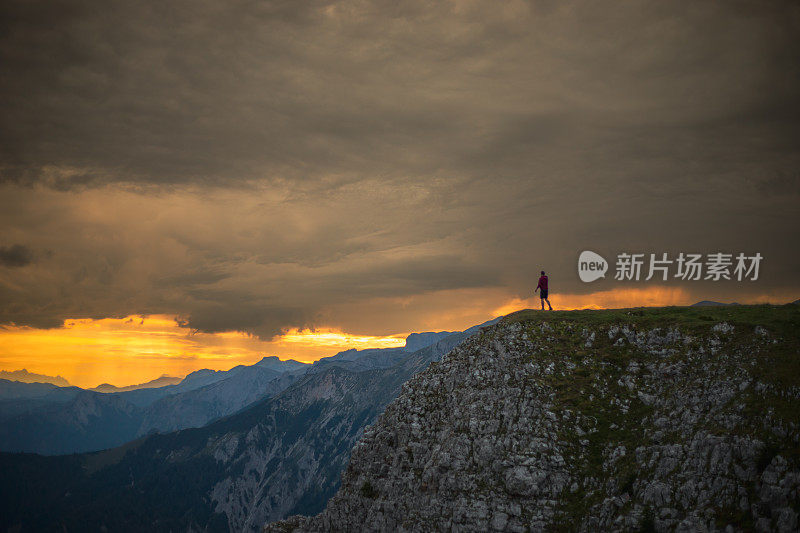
[504,303,800,390]
[503,303,800,338]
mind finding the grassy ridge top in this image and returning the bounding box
[502,302,800,392]
[502,303,800,338]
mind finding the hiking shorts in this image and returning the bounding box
[540,289,548,299]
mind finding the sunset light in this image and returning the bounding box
[2,285,787,389]
[491,286,694,317]
[0,316,409,388]
[276,328,406,349]
[1,1,798,527]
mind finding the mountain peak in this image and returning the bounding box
[0,368,70,387]
[404,331,454,352]
[90,375,182,392]
[254,355,307,371]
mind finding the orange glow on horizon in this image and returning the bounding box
[492,286,694,316]
[276,328,406,349]
[0,287,786,389]
[0,316,410,388]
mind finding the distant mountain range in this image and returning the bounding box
[0,379,81,401]
[90,375,182,393]
[0,319,498,531]
[0,356,306,455]
[0,327,483,456]
[0,368,70,387]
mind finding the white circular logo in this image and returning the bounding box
[578,251,608,282]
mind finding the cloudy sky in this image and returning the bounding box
[1,0,798,386]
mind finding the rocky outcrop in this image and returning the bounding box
[268,307,800,532]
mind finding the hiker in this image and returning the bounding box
[535,270,553,310]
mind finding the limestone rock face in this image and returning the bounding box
[267,309,800,532]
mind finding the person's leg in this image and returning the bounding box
[546,298,552,310]
[540,297,545,310]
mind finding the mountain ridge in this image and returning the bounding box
[90,374,182,393]
[0,356,308,454]
[0,323,476,455]
[0,368,70,387]
[267,304,800,532]
[0,326,483,531]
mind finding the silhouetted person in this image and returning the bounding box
[535,270,552,310]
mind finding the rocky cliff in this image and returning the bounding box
[267,305,800,532]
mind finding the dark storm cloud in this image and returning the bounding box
[154,268,232,289]
[0,244,33,267]
[751,170,800,196]
[3,0,793,190]
[185,302,311,338]
[0,0,798,336]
